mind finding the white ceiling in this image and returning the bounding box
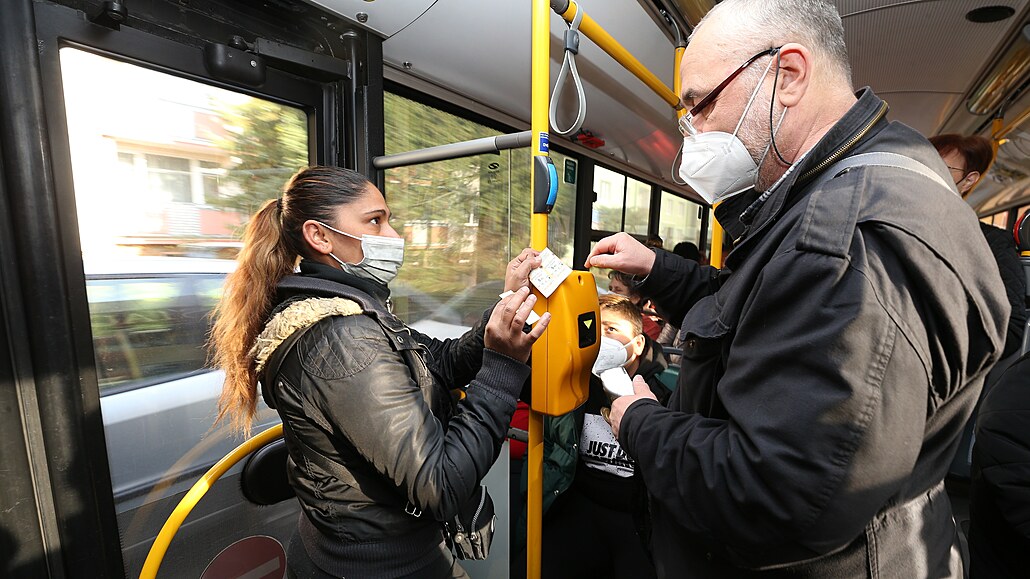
[308,0,1030,210]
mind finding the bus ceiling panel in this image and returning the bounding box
[867,92,967,137]
[382,0,682,188]
[968,90,1030,216]
[840,0,1028,135]
[301,0,437,38]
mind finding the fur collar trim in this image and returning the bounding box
[251,297,363,373]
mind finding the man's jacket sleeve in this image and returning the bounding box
[639,249,721,327]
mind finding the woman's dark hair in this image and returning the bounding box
[929,133,994,175]
[211,166,373,433]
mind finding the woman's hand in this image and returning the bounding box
[485,287,550,363]
[503,248,542,294]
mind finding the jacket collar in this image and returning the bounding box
[722,88,888,268]
[298,259,391,304]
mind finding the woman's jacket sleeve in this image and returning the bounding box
[302,313,528,521]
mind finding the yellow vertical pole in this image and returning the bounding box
[527,0,549,577]
[710,208,724,267]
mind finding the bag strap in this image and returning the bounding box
[260,306,426,518]
[810,151,956,194]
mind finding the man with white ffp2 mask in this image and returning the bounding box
[584,0,1007,577]
[676,46,787,205]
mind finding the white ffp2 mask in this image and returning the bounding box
[678,56,780,205]
[592,336,632,375]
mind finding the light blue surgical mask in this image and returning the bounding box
[317,221,405,286]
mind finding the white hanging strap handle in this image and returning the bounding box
[549,8,587,136]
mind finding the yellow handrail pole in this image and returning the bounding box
[139,423,285,579]
[527,1,550,578]
[674,47,685,113]
[994,106,1030,140]
[710,208,725,267]
[554,0,680,109]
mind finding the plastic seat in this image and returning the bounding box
[240,437,295,505]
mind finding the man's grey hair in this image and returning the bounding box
[690,0,853,87]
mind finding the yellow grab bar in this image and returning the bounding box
[139,423,285,579]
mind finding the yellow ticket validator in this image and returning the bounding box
[530,271,600,416]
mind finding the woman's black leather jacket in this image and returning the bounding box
[258,264,529,567]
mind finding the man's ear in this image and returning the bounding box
[302,220,333,256]
[773,42,812,108]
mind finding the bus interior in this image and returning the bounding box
[1,0,1029,577]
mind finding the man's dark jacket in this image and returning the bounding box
[621,89,1008,577]
[968,352,1030,578]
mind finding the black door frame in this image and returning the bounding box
[0,1,383,576]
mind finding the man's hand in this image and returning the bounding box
[606,375,658,438]
[504,248,542,294]
[584,232,655,276]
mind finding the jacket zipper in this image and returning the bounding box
[469,486,487,538]
[796,100,889,186]
[733,100,890,251]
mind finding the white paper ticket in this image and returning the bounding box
[528,248,572,298]
[498,290,541,325]
[599,367,635,398]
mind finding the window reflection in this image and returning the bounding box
[60,48,308,262]
[659,191,703,251]
[383,93,576,332]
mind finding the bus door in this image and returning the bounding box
[0,1,382,577]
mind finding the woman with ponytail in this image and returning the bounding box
[211,166,550,578]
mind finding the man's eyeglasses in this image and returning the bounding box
[946,166,967,174]
[678,46,781,137]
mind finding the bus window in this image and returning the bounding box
[659,190,704,255]
[624,176,651,235]
[59,46,308,574]
[60,48,307,264]
[592,165,627,232]
[982,212,1011,231]
[383,92,576,335]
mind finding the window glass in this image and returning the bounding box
[592,165,625,232]
[986,212,1011,231]
[659,191,703,254]
[146,154,193,203]
[588,240,610,292]
[624,177,651,235]
[385,93,580,333]
[60,47,307,539]
[383,93,575,335]
[62,48,307,264]
[88,275,221,391]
